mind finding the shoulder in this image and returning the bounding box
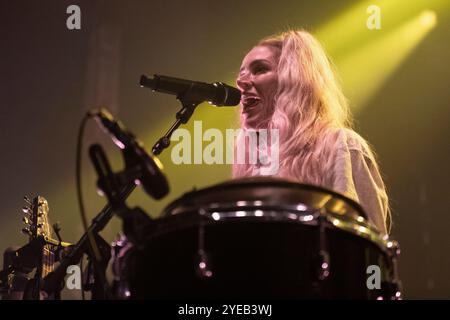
[325,127,382,189]
[326,128,389,233]
[332,128,369,151]
[325,128,375,163]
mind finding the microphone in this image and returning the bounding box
[90,109,132,150]
[140,74,241,106]
[90,108,169,200]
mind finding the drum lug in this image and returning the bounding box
[379,280,403,300]
[314,210,330,281]
[196,208,213,279]
[110,235,133,299]
[384,239,402,299]
[195,249,213,279]
[386,240,401,257]
[315,250,330,281]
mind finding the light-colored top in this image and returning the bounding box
[330,128,389,234]
[252,128,389,234]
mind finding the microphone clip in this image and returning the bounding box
[152,100,200,155]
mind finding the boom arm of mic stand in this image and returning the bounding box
[152,100,200,155]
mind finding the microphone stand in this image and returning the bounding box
[42,183,136,299]
[88,144,153,245]
[152,100,200,155]
[44,103,171,299]
[75,144,153,299]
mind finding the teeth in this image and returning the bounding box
[242,97,260,107]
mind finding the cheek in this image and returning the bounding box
[259,74,278,96]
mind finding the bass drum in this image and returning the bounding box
[115,177,402,299]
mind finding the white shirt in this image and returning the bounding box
[250,128,389,234]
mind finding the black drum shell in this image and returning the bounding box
[126,214,392,299]
[119,178,399,299]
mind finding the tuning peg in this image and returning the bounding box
[23,196,32,205]
[22,206,31,214]
[22,216,30,225]
[21,227,32,236]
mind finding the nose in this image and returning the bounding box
[236,72,252,91]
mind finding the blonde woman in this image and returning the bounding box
[234,29,390,234]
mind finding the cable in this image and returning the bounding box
[79,256,85,300]
[76,112,102,259]
[76,111,108,299]
[76,114,90,236]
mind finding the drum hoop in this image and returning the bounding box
[153,207,393,256]
[159,178,399,258]
[162,179,367,218]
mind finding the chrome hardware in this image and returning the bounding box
[23,196,32,205]
[22,216,30,225]
[21,227,32,236]
[22,206,31,214]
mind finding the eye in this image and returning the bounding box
[253,64,268,74]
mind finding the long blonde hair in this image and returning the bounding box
[233,29,352,185]
[233,30,391,232]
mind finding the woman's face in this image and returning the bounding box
[237,45,279,128]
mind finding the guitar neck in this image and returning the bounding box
[41,244,55,278]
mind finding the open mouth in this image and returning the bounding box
[242,96,260,109]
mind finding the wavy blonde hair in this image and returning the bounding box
[233,29,391,232]
[233,29,350,184]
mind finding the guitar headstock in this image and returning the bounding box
[21,196,51,242]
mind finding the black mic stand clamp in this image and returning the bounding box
[89,144,153,246]
[152,99,200,155]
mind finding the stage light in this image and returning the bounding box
[315,0,446,57]
[335,10,438,111]
[420,10,437,28]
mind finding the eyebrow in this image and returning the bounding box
[239,59,272,73]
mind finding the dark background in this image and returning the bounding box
[0,0,449,299]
